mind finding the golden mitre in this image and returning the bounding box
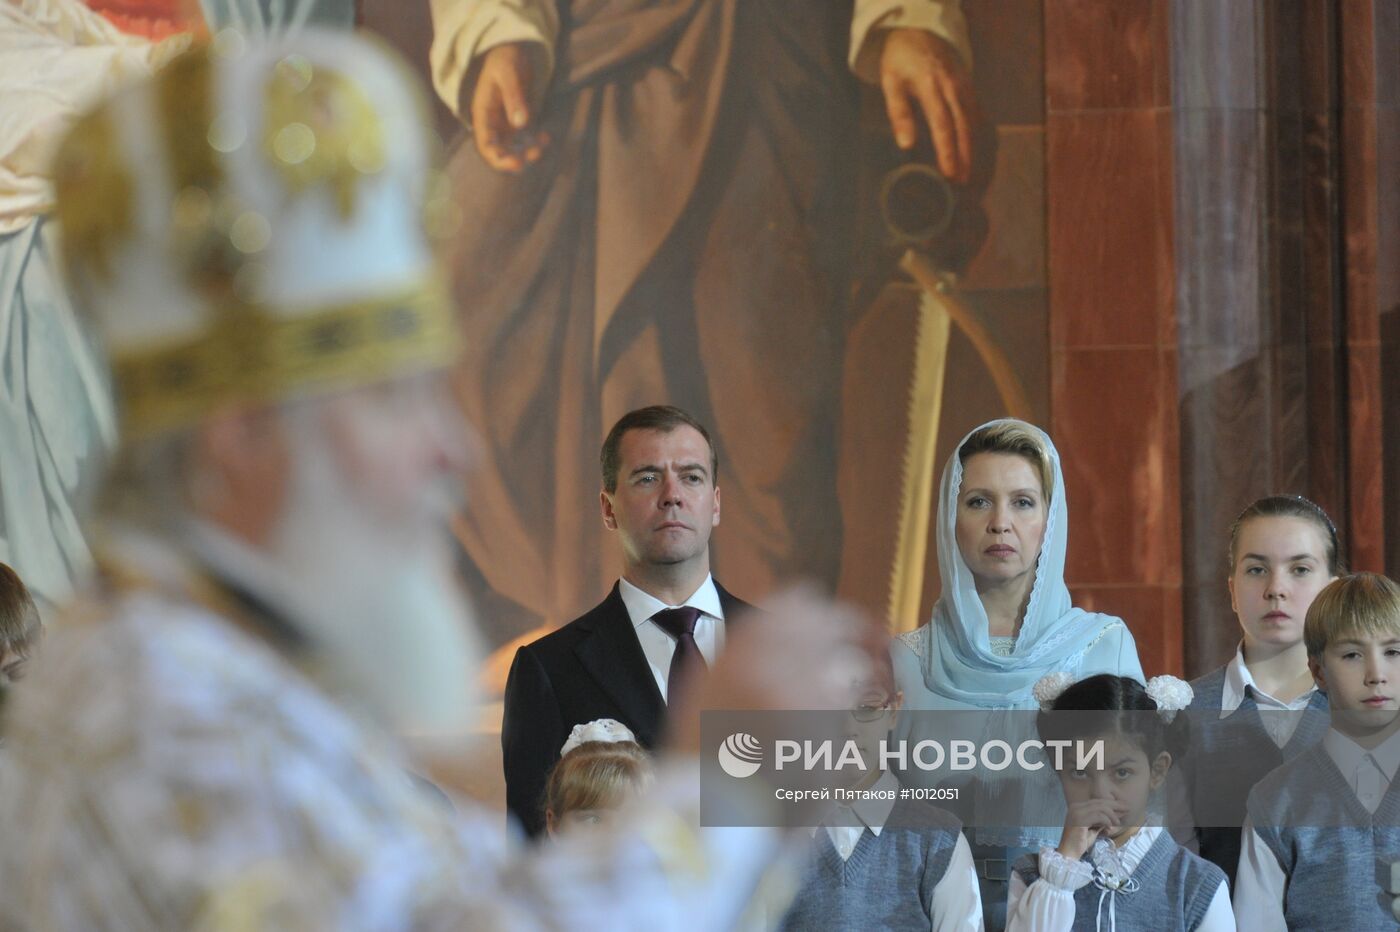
[50,28,459,438]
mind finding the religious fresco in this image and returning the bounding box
[837,0,1050,632]
[77,0,203,38]
[2,0,1059,714]
[4,0,1058,671]
[361,0,1052,681]
[0,0,358,612]
[0,0,201,614]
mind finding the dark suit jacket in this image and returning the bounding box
[501,580,754,836]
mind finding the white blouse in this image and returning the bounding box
[1005,827,1234,932]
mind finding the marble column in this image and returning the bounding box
[1172,0,1397,675]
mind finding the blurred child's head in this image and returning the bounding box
[1305,574,1400,745]
[0,563,41,688]
[1036,674,1192,842]
[1228,495,1341,653]
[543,720,653,838]
[842,646,903,787]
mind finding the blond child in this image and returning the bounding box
[1234,573,1400,929]
[541,719,653,837]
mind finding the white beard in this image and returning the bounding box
[260,409,484,737]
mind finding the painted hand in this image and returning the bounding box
[467,42,551,173]
[1057,797,1129,861]
[879,28,977,184]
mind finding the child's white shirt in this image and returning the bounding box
[1220,645,1318,747]
[812,771,984,931]
[1233,725,1400,931]
[1005,826,1234,931]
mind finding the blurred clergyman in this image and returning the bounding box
[0,30,874,929]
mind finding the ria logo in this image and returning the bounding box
[717,733,763,778]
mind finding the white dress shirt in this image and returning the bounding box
[1232,725,1400,931]
[809,771,984,931]
[1220,646,1318,747]
[619,574,724,703]
[1006,826,1234,931]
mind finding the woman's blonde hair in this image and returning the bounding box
[958,420,1055,503]
[1304,573,1400,658]
[543,740,653,825]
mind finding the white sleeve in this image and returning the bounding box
[1231,822,1288,932]
[1003,848,1092,932]
[848,0,972,84]
[427,0,560,119]
[1003,878,1077,932]
[1196,877,1237,930]
[930,833,984,931]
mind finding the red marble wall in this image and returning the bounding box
[1048,0,1399,677]
[1044,0,1183,677]
[1339,0,1398,575]
[1384,3,1400,575]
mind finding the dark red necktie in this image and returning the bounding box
[651,606,707,700]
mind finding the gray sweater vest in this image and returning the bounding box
[778,799,962,931]
[1186,665,1329,888]
[1248,743,1400,929]
[1011,830,1223,931]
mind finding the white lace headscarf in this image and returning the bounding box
[921,418,1126,706]
[905,420,1144,846]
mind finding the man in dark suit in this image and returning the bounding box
[502,405,754,836]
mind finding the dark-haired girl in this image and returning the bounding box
[1006,674,1233,931]
[1185,495,1340,884]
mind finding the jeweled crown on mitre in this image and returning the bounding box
[50,27,460,438]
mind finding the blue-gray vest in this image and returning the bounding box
[1186,664,1329,888]
[1012,830,1223,931]
[1248,742,1400,929]
[778,799,963,931]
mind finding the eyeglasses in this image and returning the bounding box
[850,702,893,723]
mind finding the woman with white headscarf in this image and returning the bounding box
[891,419,1144,931]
